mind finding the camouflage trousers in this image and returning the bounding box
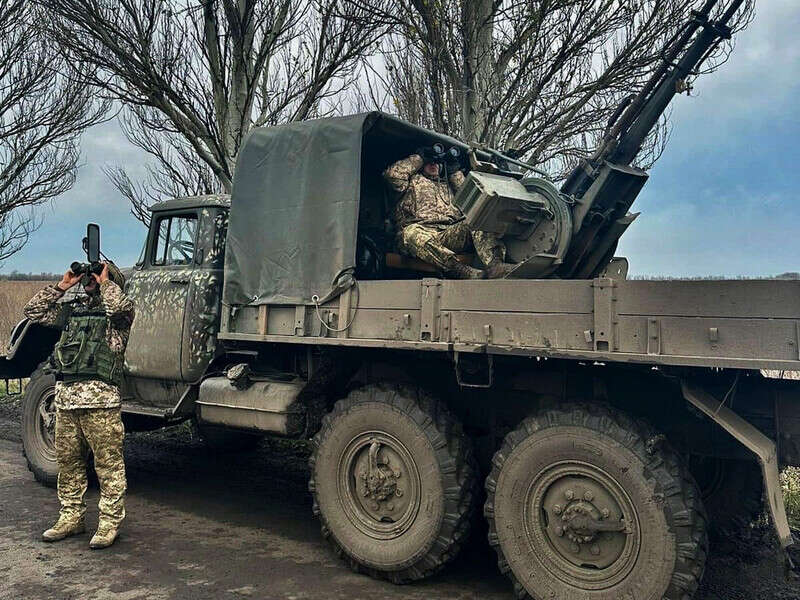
[55,407,126,527]
[398,221,505,272]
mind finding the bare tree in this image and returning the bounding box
[358,0,753,176]
[42,0,391,224]
[0,0,107,261]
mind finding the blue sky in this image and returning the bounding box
[617,1,800,276]
[6,1,799,277]
[8,119,149,274]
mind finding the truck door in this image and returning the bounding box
[180,207,227,381]
[125,212,198,381]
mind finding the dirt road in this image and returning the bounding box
[1,407,798,600]
[0,429,508,600]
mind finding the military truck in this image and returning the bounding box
[5,0,797,598]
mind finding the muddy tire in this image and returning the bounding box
[309,384,477,583]
[485,404,707,600]
[21,364,58,487]
[195,422,263,452]
[690,456,763,540]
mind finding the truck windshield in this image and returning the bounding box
[152,214,197,266]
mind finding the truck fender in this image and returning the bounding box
[681,379,793,549]
[0,318,60,379]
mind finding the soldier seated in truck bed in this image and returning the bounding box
[383,147,515,279]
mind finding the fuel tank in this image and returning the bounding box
[195,376,305,436]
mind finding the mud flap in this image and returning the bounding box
[0,319,60,379]
[681,380,794,549]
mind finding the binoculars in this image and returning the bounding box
[70,261,104,277]
[419,143,462,164]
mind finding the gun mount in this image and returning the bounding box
[455,0,746,279]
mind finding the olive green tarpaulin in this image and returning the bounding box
[223,111,468,306]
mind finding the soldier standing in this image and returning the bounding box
[384,148,514,279]
[24,262,134,549]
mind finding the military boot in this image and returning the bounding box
[89,522,119,549]
[42,517,85,542]
[484,259,515,279]
[445,259,484,280]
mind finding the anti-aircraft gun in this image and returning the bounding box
[455,0,746,279]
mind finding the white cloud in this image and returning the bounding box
[616,1,800,277]
[673,1,800,123]
[619,187,800,277]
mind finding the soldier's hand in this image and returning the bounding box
[93,262,110,285]
[57,270,83,291]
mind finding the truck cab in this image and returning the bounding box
[125,195,229,387]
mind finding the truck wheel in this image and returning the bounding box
[22,365,58,487]
[690,456,763,540]
[485,404,707,600]
[309,384,477,583]
[195,422,263,452]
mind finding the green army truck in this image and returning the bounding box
[5,1,799,598]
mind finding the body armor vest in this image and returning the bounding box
[53,308,122,388]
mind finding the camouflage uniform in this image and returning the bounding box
[383,153,506,273]
[24,279,134,529]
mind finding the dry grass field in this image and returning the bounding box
[0,281,53,351]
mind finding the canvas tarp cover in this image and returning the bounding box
[223,111,467,306]
[223,113,368,306]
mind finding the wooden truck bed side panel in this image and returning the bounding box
[615,280,800,319]
[219,278,800,371]
[438,279,593,313]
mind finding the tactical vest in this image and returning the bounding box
[52,309,122,388]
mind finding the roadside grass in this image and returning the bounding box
[0,378,26,409]
[782,467,800,528]
[0,379,25,431]
[0,379,25,395]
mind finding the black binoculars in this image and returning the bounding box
[70,261,104,277]
[419,143,462,164]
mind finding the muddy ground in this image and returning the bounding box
[1,397,798,600]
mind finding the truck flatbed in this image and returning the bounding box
[220,277,800,372]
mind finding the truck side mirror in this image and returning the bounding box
[86,223,100,263]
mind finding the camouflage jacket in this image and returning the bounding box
[24,281,135,410]
[384,154,466,230]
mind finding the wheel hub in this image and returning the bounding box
[360,441,401,502]
[525,463,641,590]
[560,500,604,545]
[338,432,420,539]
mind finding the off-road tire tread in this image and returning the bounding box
[484,403,708,600]
[308,383,478,584]
[22,362,58,487]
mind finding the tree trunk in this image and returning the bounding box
[460,0,494,143]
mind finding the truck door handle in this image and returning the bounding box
[170,278,189,285]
